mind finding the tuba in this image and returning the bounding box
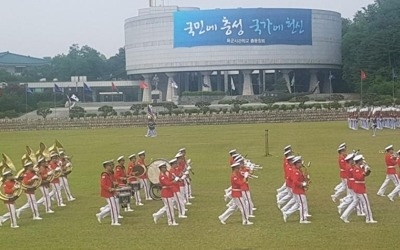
[300,161,311,191]
[18,154,42,190]
[0,156,23,201]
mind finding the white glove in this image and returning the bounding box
[66,162,72,167]
[243,172,249,178]
[302,181,307,187]
[187,166,192,170]
[55,167,61,171]
[47,170,54,175]
[181,175,187,180]
[184,171,189,175]
[174,177,180,182]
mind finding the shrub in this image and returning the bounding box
[85,113,98,118]
[120,111,132,117]
[329,94,344,101]
[182,91,225,96]
[295,96,310,103]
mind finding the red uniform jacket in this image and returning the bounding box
[285,164,294,188]
[127,161,138,183]
[100,172,116,198]
[169,167,182,192]
[114,165,127,186]
[137,158,148,179]
[2,179,16,204]
[385,153,397,174]
[160,171,174,198]
[49,161,60,184]
[22,170,37,194]
[231,171,246,198]
[352,165,366,194]
[291,168,306,195]
[239,167,250,191]
[338,154,347,178]
[346,163,354,190]
[39,167,50,188]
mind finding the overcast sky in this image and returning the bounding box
[1,0,375,58]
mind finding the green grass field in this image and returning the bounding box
[0,121,399,250]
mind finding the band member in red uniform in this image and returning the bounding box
[15,161,42,220]
[283,156,311,224]
[278,155,295,211]
[0,168,20,228]
[340,154,377,223]
[331,145,348,202]
[137,151,152,200]
[178,148,194,201]
[152,162,178,226]
[127,154,142,206]
[377,145,399,197]
[114,156,133,212]
[36,156,54,214]
[59,151,75,202]
[176,151,190,205]
[96,160,120,226]
[218,162,253,226]
[277,149,293,201]
[48,152,65,207]
[237,157,255,217]
[169,158,187,218]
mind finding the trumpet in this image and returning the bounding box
[240,171,258,180]
[300,161,311,190]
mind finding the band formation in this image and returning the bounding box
[0,140,75,228]
[96,148,194,226]
[347,107,400,133]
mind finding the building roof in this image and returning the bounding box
[0,51,50,67]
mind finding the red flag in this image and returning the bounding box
[111,82,119,93]
[360,70,367,80]
[139,81,149,89]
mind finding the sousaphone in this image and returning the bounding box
[0,155,23,201]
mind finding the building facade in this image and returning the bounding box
[125,6,342,102]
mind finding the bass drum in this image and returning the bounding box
[146,159,171,185]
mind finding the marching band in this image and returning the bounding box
[0,140,76,228]
[347,107,400,131]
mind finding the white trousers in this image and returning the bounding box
[17,193,40,218]
[285,194,308,222]
[98,197,119,224]
[49,182,64,206]
[278,187,293,206]
[332,178,347,199]
[242,190,254,215]
[37,186,52,212]
[153,197,175,225]
[173,191,186,216]
[1,203,18,226]
[341,193,374,222]
[59,176,74,201]
[377,174,399,195]
[219,197,248,224]
[139,178,151,199]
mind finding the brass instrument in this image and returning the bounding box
[301,161,311,190]
[18,153,42,189]
[0,156,23,201]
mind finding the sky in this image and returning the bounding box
[0,0,375,59]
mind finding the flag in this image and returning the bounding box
[111,82,119,93]
[53,83,63,93]
[83,83,92,93]
[26,86,34,95]
[230,77,236,91]
[171,80,178,89]
[139,80,149,89]
[202,82,210,88]
[290,74,295,86]
[329,71,335,81]
[70,94,79,102]
[361,70,367,80]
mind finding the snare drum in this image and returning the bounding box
[116,186,132,208]
[128,181,140,194]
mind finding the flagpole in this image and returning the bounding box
[392,68,395,104]
[54,90,57,118]
[25,84,28,114]
[360,76,363,107]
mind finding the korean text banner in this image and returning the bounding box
[174,8,312,47]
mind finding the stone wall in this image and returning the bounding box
[0,109,347,131]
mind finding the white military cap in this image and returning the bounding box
[338,143,346,148]
[337,146,346,152]
[178,148,186,152]
[354,154,364,162]
[169,158,177,164]
[102,160,114,166]
[158,162,167,168]
[292,156,302,163]
[229,149,237,154]
[284,150,292,155]
[284,145,291,151]
[117,156,124,162]
[345,153,354,161]
[128,154,136,159]
[138,151,145,156]
[286,155,295,160]
[385,145,393,151]
[175,152,183,158]
[230,162,240,168]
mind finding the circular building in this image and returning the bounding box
[125,6,341,102]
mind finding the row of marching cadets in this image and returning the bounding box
[152,148,195,226]
[347,107,400,131]
[276,145,312,224]
[0,140,75,228]
[97,148,195,226]
[331,143,377,223]
[218,149,262,226]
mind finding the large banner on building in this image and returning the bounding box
[174,8,312,48]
